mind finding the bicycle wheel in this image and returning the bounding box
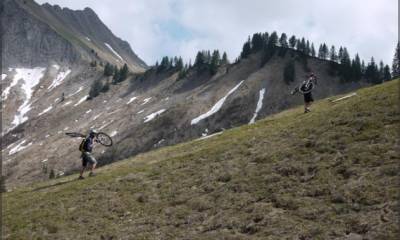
[65,132,85,138]
[96,132,113,147]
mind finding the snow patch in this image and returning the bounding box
[104,43,124,61]
[1,74,7,81]
[52,64,60,70]
[144,109,166,123]
[69,86,83,97]
[9,140,32,155]
[110,130,118,137]
[196,132,223,141]
[93,113,103,120]
[138,110,144,114]
[85,109,92,114]
[74,95,88,106]
[38,106,53,116]
[85,37,91,42]
[63,101,73,107]
[7,68,46,127]
[249,88,266,124]
[142,97,152,105]
[191,81,244,125]
[48,69,71,91]
[127,96,137,104]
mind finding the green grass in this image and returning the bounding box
[4,80,399,239]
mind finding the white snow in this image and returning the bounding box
[127,96,137,104]
[196,132,223,141]
[54,98,60,103]
[45,134,50,138]
[3,67,45,101]
[9,140,32,155]
[138,110,144,114]
[42,159,48,163]
[48,69,71,91]
[93,113,103,120]
[64,127,69,131]
[74,95,88,106]
[38,106,53,116]
[144,109,166,123]
[63,101,73,107]
[110,130,118,137]
[104,43,124,61]
[7,68,46,127]
[85,109,92,114]
[69,86,84,97]
[52,64,60,70]
[249,88,266,124]
[191,80,244,125]
[142,97,152,105]
[85,37,91,42]
[1,74,7,81]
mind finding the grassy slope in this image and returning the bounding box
[4,80,399,239]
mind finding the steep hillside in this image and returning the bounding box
[2,49,369,187]
[2,0,146,71]
[4,80,399,239]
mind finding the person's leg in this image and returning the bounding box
[88,154,97,176]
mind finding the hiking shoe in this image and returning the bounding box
[304,108,311,113]
[89,172,95,177]
[78,176,85,180]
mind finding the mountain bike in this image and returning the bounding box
[65,131,113,147]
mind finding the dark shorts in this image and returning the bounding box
[81,152,97,167]
[304,92,314,103]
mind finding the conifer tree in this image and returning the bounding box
[221,52,229,65]
[392,42,400,78]
[210,50,221,75]
[383,65,392,81]
[119,64,129,82]
[241,38,252,59]
[310,43,316,57]
[279,33,289,48]
[330,46,338,62]
[289,35,297,49]
[251,33,264,52]
[112,67,121,84]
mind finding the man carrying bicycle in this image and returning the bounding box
[78,129,98,179]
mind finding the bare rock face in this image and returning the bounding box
[2,0,147,71]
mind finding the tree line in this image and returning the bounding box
[240,31,394,84]
[88,63,129,99]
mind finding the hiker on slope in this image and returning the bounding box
[78,129,99,179]
[291,72,317,113]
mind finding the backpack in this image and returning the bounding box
[79,138,87,152]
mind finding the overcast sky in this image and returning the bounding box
[36,0,398,66]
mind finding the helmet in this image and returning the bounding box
[89,129,98,135]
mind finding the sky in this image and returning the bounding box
[36,0,398,66]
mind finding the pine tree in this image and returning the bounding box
[365,57,380,84]
[322,43,329,60]
[279,33,289,48]
[251,33,264,52]
[241,37,252,59]
[195,51,206,67]
[296,39,302,51]
[176,57,184,71]
[352,54,362,80]
[112,67,121,84]
[158,56,170,72]
[119,64,129,82]
[318,44,324,58]
[383,65,392,81]
[221,52,229,65]
[305,40,310,55]
[261,31,278,65]
[289,35,297,49]
[210,50,221,75]
[300,38,306,53]
[104,63,114,76]
[392,42,400,78]
[329,46,338,62]
[88,78,104,99]
[310,43,316,57]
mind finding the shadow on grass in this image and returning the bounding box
[32,178,79,192]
